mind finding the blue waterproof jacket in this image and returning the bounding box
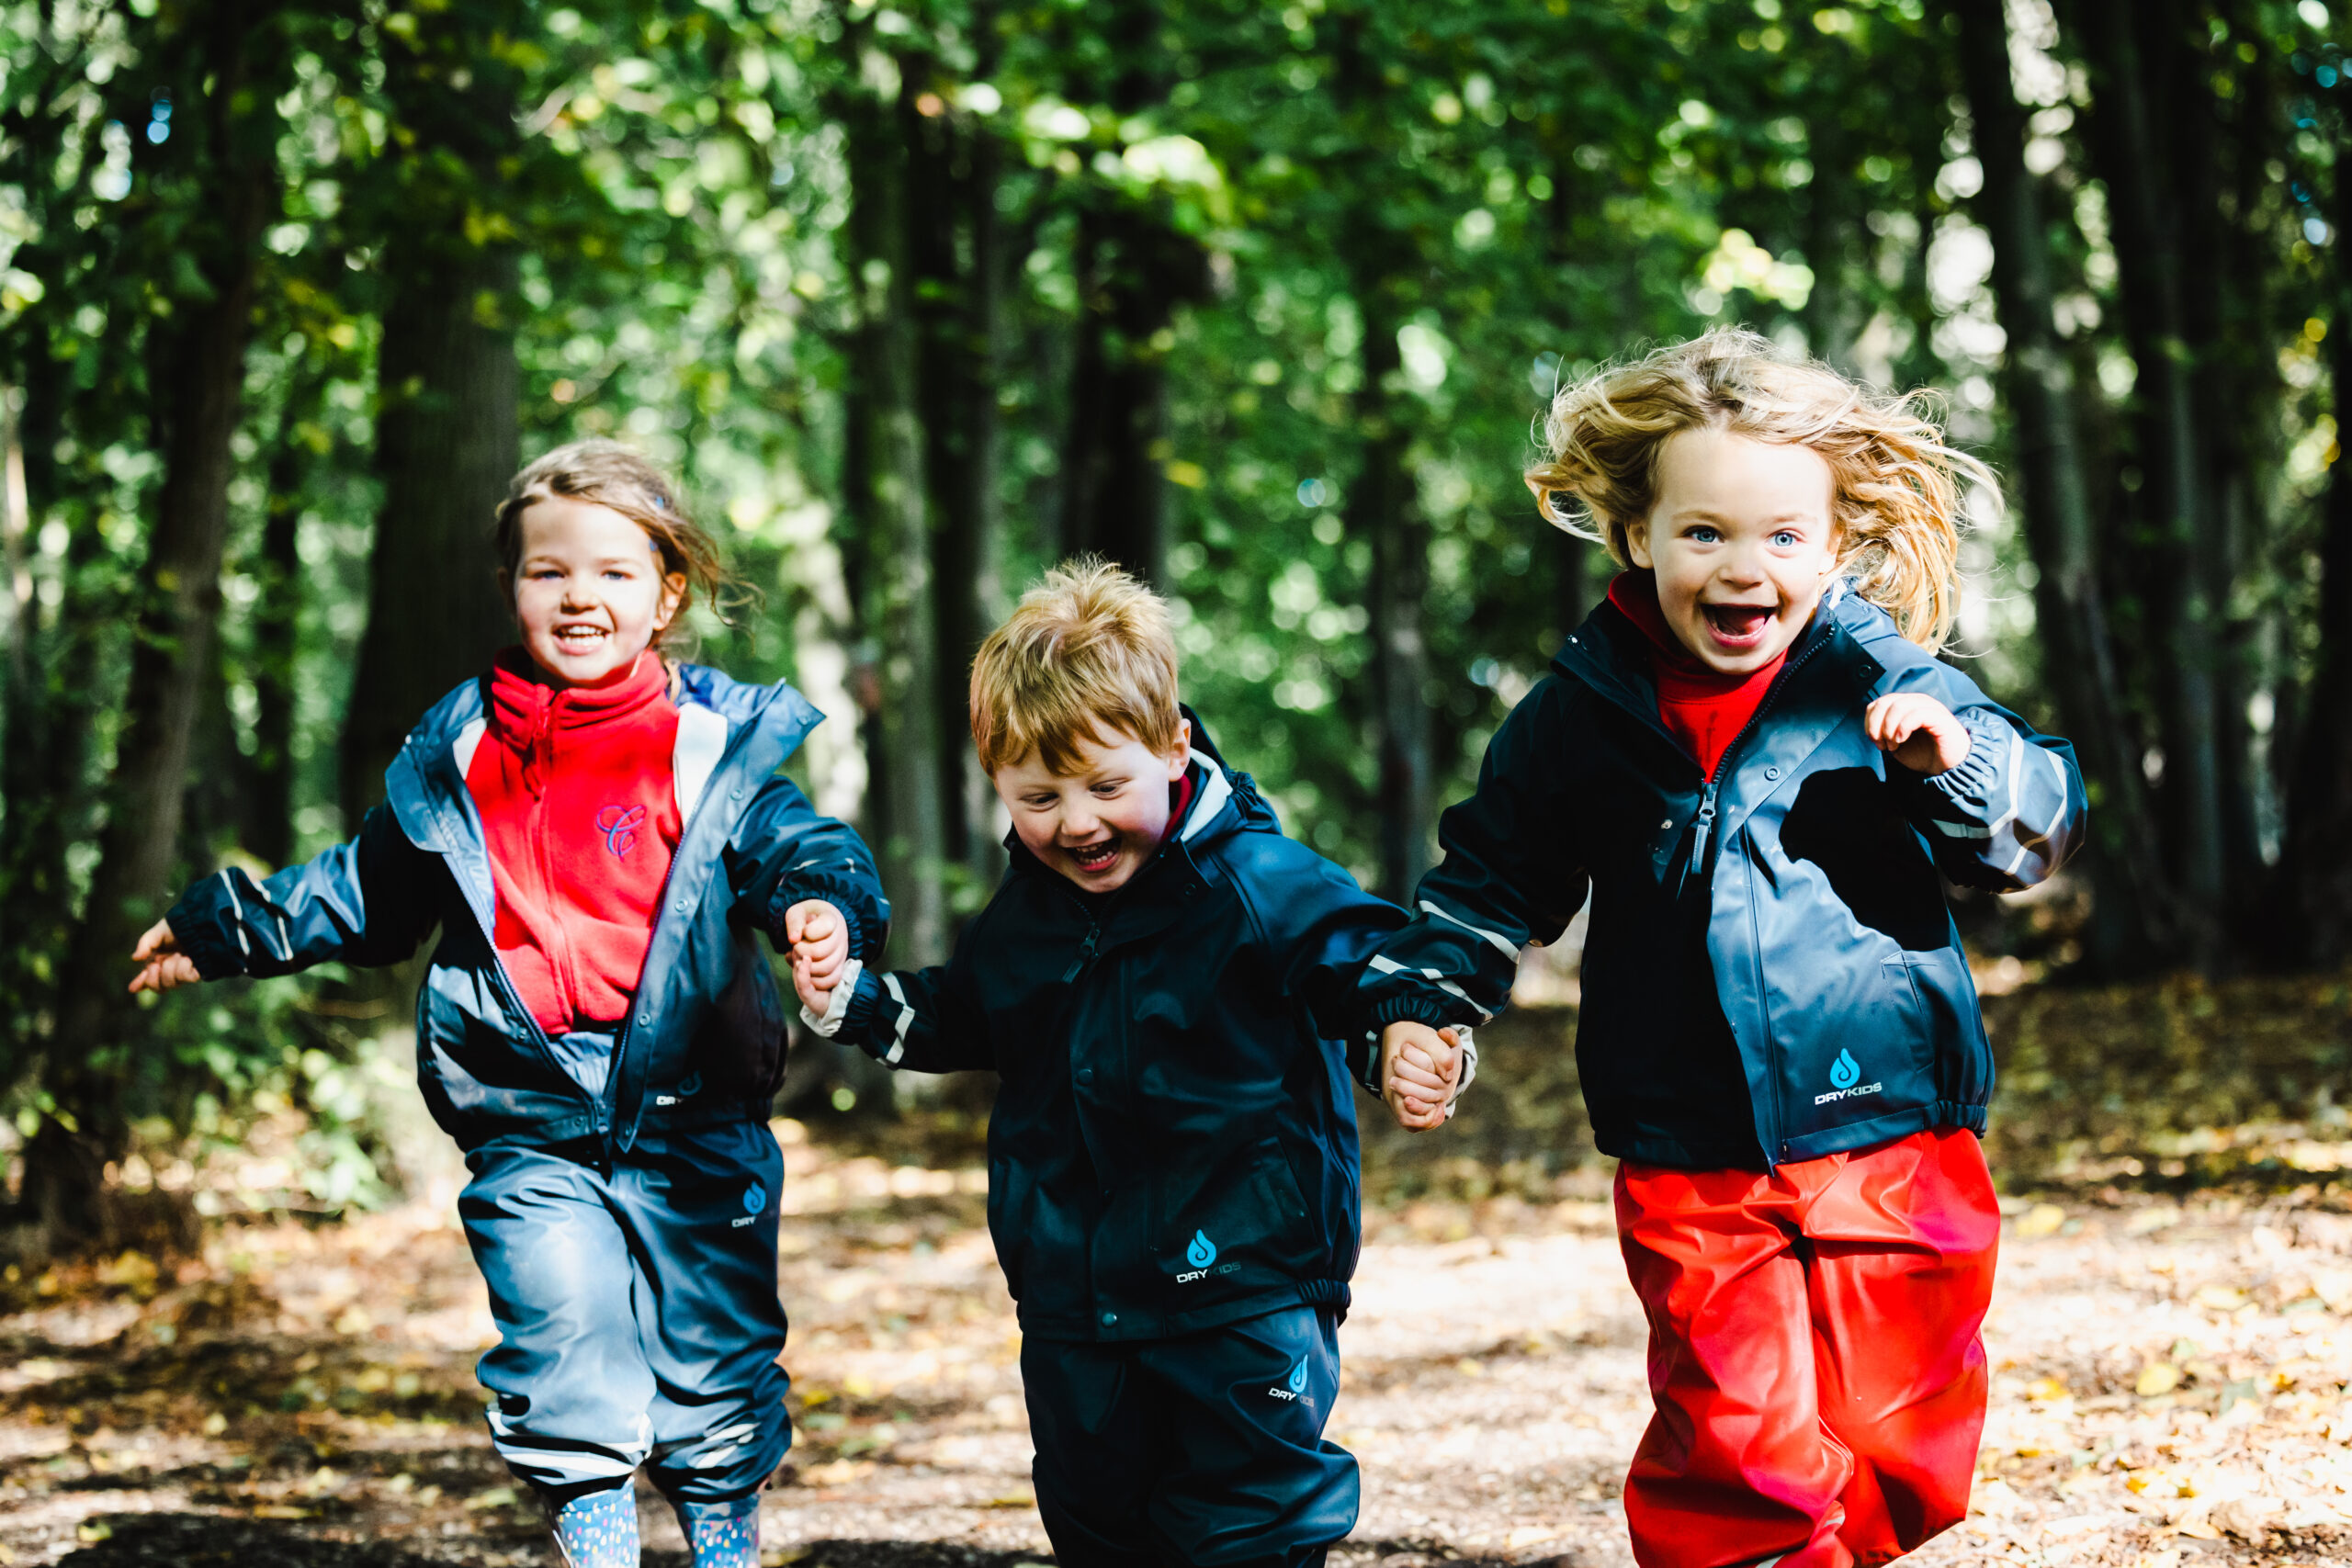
[804,716,1407,1342]
[1359,581,2086,1170]
[166,664,887,1154]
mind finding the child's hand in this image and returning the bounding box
[128,919,200,994]
[784,899,850,1014]
[1865,693,1972,776]
[1379,1021,1460,1133]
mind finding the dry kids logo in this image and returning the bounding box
[1268,1359,1310,1402]
[1175,1229,1241,1284]
[1814,1048,1883,1107]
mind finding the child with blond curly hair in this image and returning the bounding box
[1367,331,2085,1566]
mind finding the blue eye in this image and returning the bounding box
[1772,529,1802,547]
[1690,525,1720,544]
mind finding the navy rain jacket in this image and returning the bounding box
[1359,582,2086,1170]
[166,664,888,1154]
[804,716,1407,1343]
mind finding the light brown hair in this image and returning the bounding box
[493,440,729,643]
[1524,328,1996,651]
[970,558,1183,776]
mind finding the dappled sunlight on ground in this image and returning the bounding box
[1,1118,2350,1564]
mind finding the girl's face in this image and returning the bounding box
[991,721,1192,895]
[1627,427,1840,674]
[502,495,685,687]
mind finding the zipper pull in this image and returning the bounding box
[1677,783,1720,900]
[1060,923,1101,983]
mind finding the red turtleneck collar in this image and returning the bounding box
[469,647,684,1032]
[1605,573,1787,781]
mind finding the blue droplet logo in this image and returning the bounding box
[742,1182,765,1216]
[1185,1230,1216,1268]
[1286,1358,1309,1395]
[1828,1049,1860,1090]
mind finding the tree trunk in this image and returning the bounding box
[1053,0,1203,589]
[339,6,527,824]
[1948,0,2176,970]
[909,54,1006,901]
[340,252,519,821]
[1350,282,1433,903]
[2277,159,2352,964]
[845,74,946,976]
[243,386,309,870]
[37,0,278,1247]
[2068,0,2229,962]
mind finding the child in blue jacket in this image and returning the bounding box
[790,559,1418,1568]
[1366,332,2086,1568]
[128,441,887,1568]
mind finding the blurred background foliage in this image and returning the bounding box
[0,0,2347,1250]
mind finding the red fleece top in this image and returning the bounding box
[467,649,684,1034]
[1607,574,1787,781]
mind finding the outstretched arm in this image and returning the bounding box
[137,805,442,987]
[1357,676,1589,1042]
[727,774,891,962]
[794,918,994,1076]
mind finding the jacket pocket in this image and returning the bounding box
[985,1156,1034,1302]
[701,928,787,1100]
[1158,1137,1322,1304]
[1902,945,1993,1108]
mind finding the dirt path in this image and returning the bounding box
[4,1122,2350,1566]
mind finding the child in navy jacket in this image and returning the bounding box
[1364,332,2085,1568]
[792,559,1415,1568]
[129,442,887,1568]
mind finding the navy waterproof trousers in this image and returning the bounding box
[1022,1306,1359,1568]
[458,1119,792,1504]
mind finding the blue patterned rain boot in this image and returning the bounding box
[676,1495,762,1568]
[548,1483,640,1568]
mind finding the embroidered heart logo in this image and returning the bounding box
[597,804,647,857]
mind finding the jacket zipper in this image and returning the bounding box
[1673,634,1828,901]
[604,720,747,1141]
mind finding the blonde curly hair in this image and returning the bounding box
[1524,328,1995,652]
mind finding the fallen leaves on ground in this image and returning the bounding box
[0,1114,2343,1566]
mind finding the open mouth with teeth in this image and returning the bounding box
[1065,838,1122,874]
[552,624,612,651]
[1701,602,1776,650]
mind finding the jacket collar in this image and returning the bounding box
[385,662,820,857]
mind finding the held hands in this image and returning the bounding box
[785,899,851,1015]
[1864,693,1972,776]
[128,919,200,994]
[1379,1021,1462,1134]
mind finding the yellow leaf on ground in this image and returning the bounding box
[2015,1204,2066,1238]
[2137,1362,2183,1397]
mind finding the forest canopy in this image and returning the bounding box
[0,0,2346,1246]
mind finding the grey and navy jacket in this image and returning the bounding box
[1360,582,2085,1171]
[165,664,887,1154]
[804,715,1407,1342]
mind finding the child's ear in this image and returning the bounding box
[653,571,688,631]
[1623,518,1654,570]
[1166,718,1192,780]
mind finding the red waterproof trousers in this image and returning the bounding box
[1614,1127,1999,1568]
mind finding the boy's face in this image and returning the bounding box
[501,495,686,687]
[993,721,1193,895]
[1626,427,1840,675]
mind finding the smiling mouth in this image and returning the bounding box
[1066,839,1120,873]
[553,625,611,651]
[1702,603,1775,647]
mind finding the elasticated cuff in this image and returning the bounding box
[769,874,888,963]
[164,871,255,981]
